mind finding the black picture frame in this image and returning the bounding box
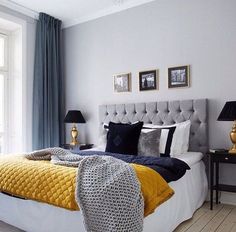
[168,65,190,88]
[139,70,157,91]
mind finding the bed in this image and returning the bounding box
[0,99,208,232]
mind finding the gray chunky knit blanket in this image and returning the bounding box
[26,148,144,232]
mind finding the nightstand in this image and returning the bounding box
[208,151,236,210]
[62,144,93,151]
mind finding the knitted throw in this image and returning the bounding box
[26,148,144,232]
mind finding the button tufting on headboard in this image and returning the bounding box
[99,99,208,154]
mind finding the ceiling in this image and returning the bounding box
[3,0,156,28]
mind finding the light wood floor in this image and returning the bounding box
[0,202,235,232]
[174,202,236,232]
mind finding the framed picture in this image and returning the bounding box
[139,70,158,91]
[168,65,190,88]
[113,73,131,93]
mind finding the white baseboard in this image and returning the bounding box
[207,190,236,206]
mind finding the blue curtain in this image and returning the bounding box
[32,13,65,150]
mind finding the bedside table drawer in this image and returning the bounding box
[213,154,236,163]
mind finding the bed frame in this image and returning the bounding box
[0,98,208,232]
[99,98,208,154]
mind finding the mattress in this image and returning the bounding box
[0,152,207,232]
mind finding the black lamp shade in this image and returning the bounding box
[217,101,236,121]
[64,110,86,123]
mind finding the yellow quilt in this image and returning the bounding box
[0,155,174,217]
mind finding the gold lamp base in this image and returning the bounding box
[229,120,236,155]
[70,124,79,146]
[229,146,236,154]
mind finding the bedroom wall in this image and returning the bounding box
[63,0,236,202]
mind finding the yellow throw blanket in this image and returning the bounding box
[0,155,174,217]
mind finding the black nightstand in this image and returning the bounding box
[62,144,93,151]
[208,151,236,210]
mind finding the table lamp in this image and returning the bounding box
[217,101,236,154]
[64,110,86,146]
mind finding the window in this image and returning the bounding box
[0,16,24,154]
[0,34,8,154]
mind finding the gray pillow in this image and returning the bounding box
[137,129,161,157]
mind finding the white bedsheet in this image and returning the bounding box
[0,155,208,232]
[177,152,203,167]
[144,160,207,232]
[90,146,204,167]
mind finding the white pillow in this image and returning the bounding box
[143,120,191,157]
[170,120,191,156]
[98,123,109,149]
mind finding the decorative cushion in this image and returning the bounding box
[159,127,176,157]
[143,125,176,157]
[170,120,191,156]
[105,122,143,155]
[144,120,191,157]
[137,129,161,157]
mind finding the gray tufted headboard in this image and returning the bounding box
[99,99,208,154]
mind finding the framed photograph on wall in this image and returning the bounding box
[168,65,190,88]
[139,69,158,91]
[113,73,131,93]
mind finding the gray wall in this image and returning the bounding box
[63,0,236,194]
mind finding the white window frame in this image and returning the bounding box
[0,32,8,71]
[0,12,26,153]
[0,32,9,153]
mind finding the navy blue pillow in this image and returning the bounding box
[105,121,143,155]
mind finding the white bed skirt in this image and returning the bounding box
[0,161,208,232]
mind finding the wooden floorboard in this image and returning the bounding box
[174,202,236,232]
[174,205,209,232]
[0,202,236,232]
[216,207,236,232]
[201,204,234,232]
